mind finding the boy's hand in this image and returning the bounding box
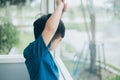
[56,0,67,13]
[63,2,67,13]
[56,0,64,6]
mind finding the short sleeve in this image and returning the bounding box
[24,34,51,59]
[33,34,51,57]
[23,35,59,80]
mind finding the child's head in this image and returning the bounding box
[33,14,65,50]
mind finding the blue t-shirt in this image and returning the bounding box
[23,35,59,80]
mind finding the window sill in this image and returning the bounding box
[0,55,24,63]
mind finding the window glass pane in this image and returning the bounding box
[59,0,120,80]
[0,0,41,55]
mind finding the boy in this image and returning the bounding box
[23,0,67,80]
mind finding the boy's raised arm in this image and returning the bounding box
[42,0,67,46]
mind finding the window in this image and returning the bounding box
[0,0,43,55]
[58,0,120,80]
[0,0,120,80]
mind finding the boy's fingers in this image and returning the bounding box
[56,0,60,6]
[63,3,67,12]
[65,3,67,10]
[62,0,65,3]
[56,0,63,5]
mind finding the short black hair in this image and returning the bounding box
[33,14,65,42]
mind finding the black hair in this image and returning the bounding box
[33,14,65,42]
